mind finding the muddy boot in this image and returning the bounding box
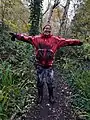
[37,86,43,104]
[48,85,55,104]
[37,96,43,104]
[49,96,55,104]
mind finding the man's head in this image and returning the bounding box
[42,24,51,36]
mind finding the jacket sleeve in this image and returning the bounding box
[64,39,82,46]
[57,36,82,49]
[15,34,33,45]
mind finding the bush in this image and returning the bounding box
[0,25,36,120]
[55,44,90,120]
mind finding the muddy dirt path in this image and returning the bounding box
[25,70,74,120]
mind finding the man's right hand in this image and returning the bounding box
[9,32,16,41]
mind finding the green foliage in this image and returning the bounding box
[0,23,36,119]
[70,0,90,42]
[0,0,29,32]
[55,18,90,118]
[56,48,90,120]
[69,69,90,120]
[0,61,36,120]
[29,0,43,35]
[0,0,43,119]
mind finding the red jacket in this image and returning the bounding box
[15,33,81,67]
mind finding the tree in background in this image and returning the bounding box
[0,0,29,32]
[29,0,43,35]
[70,0,90,42]
[0,1,36,119]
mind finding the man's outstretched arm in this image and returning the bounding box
[57,36,83,48]
[9,33,33,44]
[64,39,83,46]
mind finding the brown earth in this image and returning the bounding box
[25,70,75,120]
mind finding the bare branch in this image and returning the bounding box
[42,0,51,16]
[52,1,60,9]
[47,0,60,24]
[59,4,65,8]
[58,0,71,35]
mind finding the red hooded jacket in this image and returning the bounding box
[15,33,81,68]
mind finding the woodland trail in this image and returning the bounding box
[25,70,75,120]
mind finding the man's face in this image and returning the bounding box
[43,25,51,36]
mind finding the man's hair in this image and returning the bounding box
[43,24,52,30]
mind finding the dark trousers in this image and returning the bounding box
[36,65,54,98]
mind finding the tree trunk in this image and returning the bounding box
[47,0,60,24]
[59,0,71,36]
[29,0,43,35]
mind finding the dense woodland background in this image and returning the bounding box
[0,0,90,120]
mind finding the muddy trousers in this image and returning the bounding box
[36,65,54,102]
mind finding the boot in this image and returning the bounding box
[37,95,43,104]
[48,85,55,104]
[37,86,43,104]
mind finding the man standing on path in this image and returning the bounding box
[10,24,83,104]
